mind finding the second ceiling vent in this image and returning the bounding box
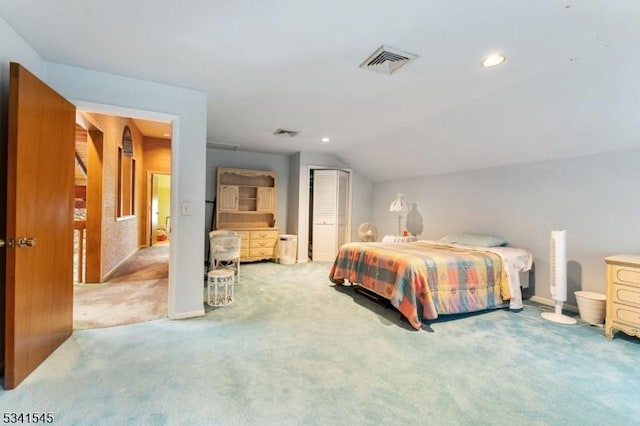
[359,45,418,75]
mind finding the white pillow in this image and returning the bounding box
[440,233,506,247]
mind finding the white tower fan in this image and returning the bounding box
[541,229,577,324]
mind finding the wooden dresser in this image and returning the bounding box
[234,228,279,262]
[605,254,640,339]
[215,167,278,262]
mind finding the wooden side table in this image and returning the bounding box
[207,268,235,307]
[605,254,640,339]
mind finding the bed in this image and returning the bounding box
[328,239,533,330]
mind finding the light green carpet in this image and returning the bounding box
[2,261,638,425]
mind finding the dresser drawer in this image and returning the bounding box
[250,247,275,258]
[250,239,276,249]
[610,283,640,308]
[251,229,279,240]
[231,227,278,262]
[610,265,640,286]
[610,302,640,326]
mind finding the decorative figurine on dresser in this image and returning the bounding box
[215,167,278,262]
[604,254,640,339]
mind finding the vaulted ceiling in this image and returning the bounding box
[2,1,639,182]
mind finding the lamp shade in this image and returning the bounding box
[389,194,408,212]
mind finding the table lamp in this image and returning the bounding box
[389,194,409,235]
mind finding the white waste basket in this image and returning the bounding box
[574,291,606,325]
[278,235,297,265]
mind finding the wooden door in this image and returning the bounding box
[3,63,75,389]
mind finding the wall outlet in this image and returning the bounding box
[181,202,192,216]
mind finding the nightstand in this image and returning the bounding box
[382,235,417,243]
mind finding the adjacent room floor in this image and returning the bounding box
[73,244,169,330]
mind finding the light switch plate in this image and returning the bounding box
[181,202,192,216]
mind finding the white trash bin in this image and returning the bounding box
[278,235,297,265]
[574,291,606,325]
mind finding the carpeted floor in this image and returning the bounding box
[73,245,169,330]
[4,261,639,425]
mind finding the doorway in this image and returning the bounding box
[72,111,172,329]
[150,173,171,246]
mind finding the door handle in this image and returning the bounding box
[0,239,4,247]
[17,237,36,248]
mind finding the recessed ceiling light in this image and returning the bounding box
[482,54,506,67]
[321,137,330,143]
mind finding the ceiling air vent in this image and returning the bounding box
[273,128,299,137]
[359,45,418,75]
[207,141,239,151]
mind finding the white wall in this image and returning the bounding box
[349,169,375,241]
[287,153,301,238]
[43,64,207,320]
[0,17,45,148]
[373,148,640,305]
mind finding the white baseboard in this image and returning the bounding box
[170,309,205,320]
[529,296,579,313]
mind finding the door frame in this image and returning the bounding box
[75,112,104,283]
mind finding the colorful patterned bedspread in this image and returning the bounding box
[328,241,510,330]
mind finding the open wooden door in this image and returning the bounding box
[3,63,75,389]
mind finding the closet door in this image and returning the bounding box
[312,170,337,261]
[312,169,349,261]
[336,170,348,248]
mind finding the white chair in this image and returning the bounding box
[208,230,241,282]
